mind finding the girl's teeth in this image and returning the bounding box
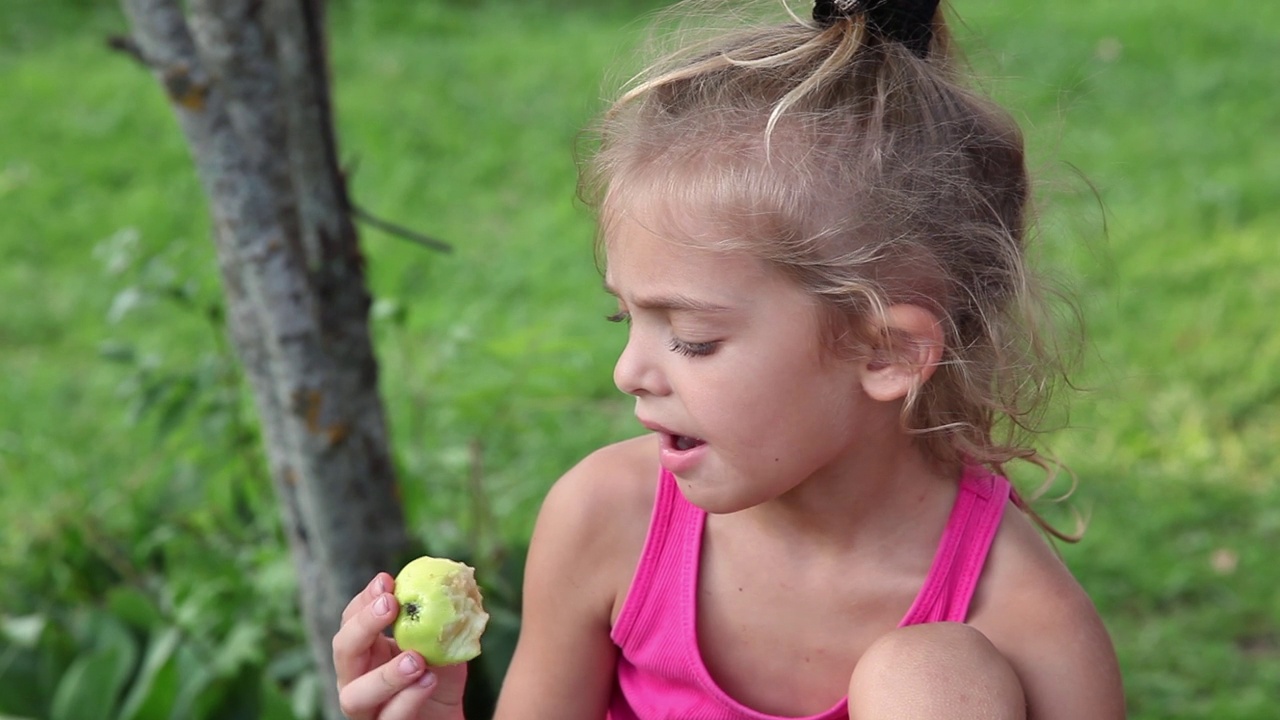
[675,435,703,451]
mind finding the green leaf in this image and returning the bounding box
[0,632,52,716]
[48,611,138,720]
[287,671,320,720]
[48,634,136,720]
[277,672,312,720]
[15,620,75,715]
[264,645,312,682]
[168,641,214,720]
[191,664,263,720]
[117,627,182,720]
[209,619,264,677]
[106,586,163,632]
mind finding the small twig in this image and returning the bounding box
[108,32,211,110]
[344,155,362,182]
[352,204,453,253]
[106,33,152,67]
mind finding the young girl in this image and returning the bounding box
[332,0,1126,717]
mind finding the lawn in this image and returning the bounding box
[1,0,1277,718]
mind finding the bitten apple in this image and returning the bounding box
[392,556,489,666]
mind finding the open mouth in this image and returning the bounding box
[670,433,706,452]
[651,426,709,473]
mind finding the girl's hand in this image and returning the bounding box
[332,573,468,720]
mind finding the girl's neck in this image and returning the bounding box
[731,431,960,560]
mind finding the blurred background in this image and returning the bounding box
[1,0,1277,718]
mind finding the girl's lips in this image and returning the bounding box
[656,429,708,475]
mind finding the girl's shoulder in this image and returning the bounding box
[548,434,659,515]
[496,436,660,718]
[969,504,1126,717]
[540,434,659,549]
[972,504,1106,632]
[532,435,660,619]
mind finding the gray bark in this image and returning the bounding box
[119,1,409,717]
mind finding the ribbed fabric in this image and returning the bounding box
[607,466,1011,720]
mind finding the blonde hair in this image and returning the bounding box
[581,1,1081,537]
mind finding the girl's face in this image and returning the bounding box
[604,210,882,514]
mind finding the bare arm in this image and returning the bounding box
[977,512,1127,720]
[1001,589,1126,720]
[494,443,652,719]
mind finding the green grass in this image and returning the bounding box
[2,1,1278,717]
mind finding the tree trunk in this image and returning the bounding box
[118,1,410,717]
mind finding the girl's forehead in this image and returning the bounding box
[597,149,830,260]
[602,208,780,298]
[602,207,721,265]
[601,198,749,272]
[600,180,757,254]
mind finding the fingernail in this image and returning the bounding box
[416,671,437,688]
[399,654,420,675]
[370,575,384,593]
[374,595,391,616]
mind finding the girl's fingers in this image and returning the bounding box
[333,591,400,686]
[341,573,393,624]
[374,670,444,720]
[336,652,432,720]
[376,662,467,720]
[420,661,468,710]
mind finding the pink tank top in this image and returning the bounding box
[608,466,1011,720]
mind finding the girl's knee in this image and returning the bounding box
[848,623,1025,720]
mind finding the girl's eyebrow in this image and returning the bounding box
[601,282,733,313]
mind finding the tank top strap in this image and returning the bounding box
[610,468,705,650]
[898,466,1011,626]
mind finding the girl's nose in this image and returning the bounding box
[613,335,668,397]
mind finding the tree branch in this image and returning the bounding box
[106,34,151,66]
[111,4,214,110]
[352,205,453,253]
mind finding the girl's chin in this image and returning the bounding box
[671,475,763,516]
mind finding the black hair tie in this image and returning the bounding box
[812,0,941,58]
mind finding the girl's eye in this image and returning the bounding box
[668,337,719,357]
[605,310,631,325]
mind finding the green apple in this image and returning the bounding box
[392,556,489,666]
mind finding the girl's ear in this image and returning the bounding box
[860,304,945,402]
